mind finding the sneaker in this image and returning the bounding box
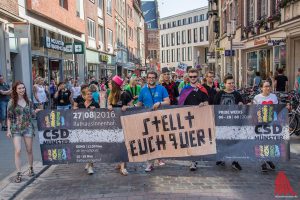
[231,161,242,171]
[145,163,154,172]
[266,161,275,170]
[28,167,35,177]
[120,168,129,176]
[158,160,165,166]
[87,165,94,175]
[261,163,268,172]
[84,163,89,171]
[216,161,225,166]
[190,161,197,171]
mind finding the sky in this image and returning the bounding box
[157,0,208,18]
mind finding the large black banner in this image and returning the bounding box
[214,104,289,161]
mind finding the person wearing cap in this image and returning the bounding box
[135,71,170,172]
[108,75,134,176]
[160,67,179,105]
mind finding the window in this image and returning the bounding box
[187,29,191,43]
[223,10,227,33]
[162,50,165,63]
[188,17,192,24]
[177,48,180,62]
[260,0,268,18]
[182,48,186,61]
[89,0,95,3]
[172,21,176,27]
[153,50,157,59]
[59,0,68,9]
[176,31,180,45]
[107,0,112,15]
[76,0,82,17]
[167,23,171,28]
[193,28,198,43]
[171,33,175,46]
[171,49,175,62]
[200,14,204,21]
[166,34,170,47]
[188,47,192,61]
[163,24,166,29]
[148,24,151,29]
[182,30,186,44]
[200,27,204,41]
[107,29,113,46]
[183,18,186,25]
[98,0,103,8]
[177,20,181,26]
[98,25,104,43]
[247,0,255,24]
[194,16,198,23]
[166,50,170,63]
[161,35,165,47]
[206,26,208,41]
[271,0,280,15]
[87,18,95,39]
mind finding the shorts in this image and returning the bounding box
[12,129,34,138]
[0,100,8,120]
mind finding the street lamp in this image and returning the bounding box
[227,19,236,75]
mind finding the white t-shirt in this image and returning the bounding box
[253,93,278,105]
[71,86,81,99]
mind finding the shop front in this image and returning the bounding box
[30,24,83,84]
[243,37,286,87]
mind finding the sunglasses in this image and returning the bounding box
[189,76,198,78]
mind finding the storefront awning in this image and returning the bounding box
[86,49,100,64]
[124,62,136,71]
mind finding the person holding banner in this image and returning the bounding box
[6,82,40,183]
[214,74,244,171]
[178,68,209,171]
[136,71,170,172]
[108,75,133,176]
[253,80,277,172]
[76,87,100,175]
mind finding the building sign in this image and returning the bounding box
[74,43,84,54]
[225,50,235,56]
[100,54,109,62]
[13,23,30,38]
[268,39,286,46]
[254,38,268,46]
[216,48,225,52]
[232,43,245,49]
[45,36,65,51]
[64,43,73,54]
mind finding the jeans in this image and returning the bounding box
[57,105,71,110]
[0,100,8,120]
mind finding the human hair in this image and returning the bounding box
[34,77,41,85]
[147,71,158,79]
[158,74,164,84]
[57,82,65,88]
[188,68,199,75]
[89,84,98,92]
[11,81,30,109]
[278,68,284,74]
[129,76,137,87]
[108,81,121,105]
[80,84,89,92]
[223,74,234,84]
[81,87,92,97]
[259,80,271,88]
[205,71,215,77]
[255,71,260,76]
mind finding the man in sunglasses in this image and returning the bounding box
[178,68,209,171]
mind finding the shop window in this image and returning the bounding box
[59,0,68,10]
[247,52,258,86]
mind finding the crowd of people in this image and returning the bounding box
[1,67,291,182]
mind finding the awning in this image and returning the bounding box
[123,62,136,71]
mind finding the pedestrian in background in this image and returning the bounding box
[54,82,72,110]
[7,81,40,183]
[294,68,300,93]
[89,84,100,104]
[125,76,141,105]
[274,68,288,92]
[33,77,48,109]
[49,79,57,109]
[178,74,190,93]
[108,75,133,176]
[71,80,81,103]
[160,67,179,105]
[0,75,11,131]
[203,71,219,105]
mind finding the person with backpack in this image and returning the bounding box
[178,68,209,171]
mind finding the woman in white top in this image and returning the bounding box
[33,77,48,109]
[253,80,278,172]
[71,80,81,101]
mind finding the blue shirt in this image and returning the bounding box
[138,84,169,108]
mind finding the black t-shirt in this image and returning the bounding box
[75,95,85,105]
[78,100,100,109]
[184,87,208,105]
[112,91,133,107]
[203,83,218,105]
[56,90,71,106]
[275,75,288,91]
[214,90,243,105]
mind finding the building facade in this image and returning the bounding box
[159,7,209,75]
[142,0,160,72]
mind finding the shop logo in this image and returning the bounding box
[274,171,298,198]
[44,111,65,128]
[257,105,277,123]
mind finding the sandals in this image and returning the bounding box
[14,172,22,183]
[28,167,35,177]
[120,168,128,176]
